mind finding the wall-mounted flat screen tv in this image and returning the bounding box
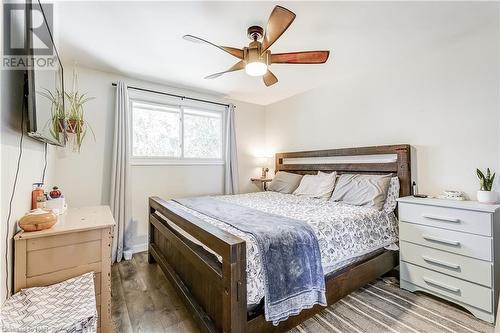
[25,0,65,146]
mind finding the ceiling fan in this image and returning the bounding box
[183,5,330,87]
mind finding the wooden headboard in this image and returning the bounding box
[275,144,412,197]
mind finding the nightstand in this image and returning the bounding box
[14,206,115,332]
[397,196,500,323]
[251,177,272,191]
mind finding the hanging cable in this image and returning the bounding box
[41,142,48,183]
[4,92,26,297]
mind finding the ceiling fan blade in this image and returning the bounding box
[271,51,330,64]
[263,70,278,87]
[204,61,245,79]
[183,34,244,59]
[261,6,296,53]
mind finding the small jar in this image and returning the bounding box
[50,186,62,199]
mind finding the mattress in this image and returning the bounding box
[168,191,399,305]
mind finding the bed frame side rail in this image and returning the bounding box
[148,196,247,333]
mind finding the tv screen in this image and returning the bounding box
[25,0,65,146]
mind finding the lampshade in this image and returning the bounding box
[245,61,267,77]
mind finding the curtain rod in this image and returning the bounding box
[111,83,231,108]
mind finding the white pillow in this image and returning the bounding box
[293,171,337,199]
[382,177,400,213]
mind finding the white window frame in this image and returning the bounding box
[129,97,226,166]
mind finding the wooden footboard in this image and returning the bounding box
[148,196,247,333]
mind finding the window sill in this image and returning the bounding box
[130,159,225,166]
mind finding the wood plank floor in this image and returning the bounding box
[111,253,495,333]
[112,252,200,333]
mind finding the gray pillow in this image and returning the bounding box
[267,171,303,194]
[330,174,392,210]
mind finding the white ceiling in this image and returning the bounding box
[55,1,497,105]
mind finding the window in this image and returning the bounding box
[183,108,223,159]
[132,102,181,158]
[131,100,224,164]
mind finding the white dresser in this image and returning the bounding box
[397,196,500,323]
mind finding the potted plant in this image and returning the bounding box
[64,90,95,152]
[39,88,66,141]
[476,168,497,204]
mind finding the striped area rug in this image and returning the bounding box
[288,278,494,333]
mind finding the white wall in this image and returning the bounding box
[54,66,266,251]
[265,2,500,200]
[0,70,56,303]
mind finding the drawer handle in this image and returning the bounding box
[422,235,460,246]
[423,277,460,293]
[422,256,460,270]
[422,214,460,223]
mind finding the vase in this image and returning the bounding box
[477,190,497,204]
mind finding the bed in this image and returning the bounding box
[148,144,412,333]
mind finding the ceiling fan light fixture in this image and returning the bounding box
[184,5,329,86]
[245,61,268,77]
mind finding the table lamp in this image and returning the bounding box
[257,156,271,179]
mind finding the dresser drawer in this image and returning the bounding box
[400,241,492,287]
[400,262,492,312]
[399,203,492,236]
[399,222,492,261]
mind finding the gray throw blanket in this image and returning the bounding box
[174,196,326,325]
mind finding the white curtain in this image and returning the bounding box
[224,104,239,194]
[110,82,132,263]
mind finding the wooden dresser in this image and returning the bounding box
[14,206,115,332]
[397,196,500,323]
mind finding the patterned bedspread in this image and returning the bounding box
[169,191,398,305]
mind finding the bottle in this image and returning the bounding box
[31,183,44,210]
[412,181,418,195]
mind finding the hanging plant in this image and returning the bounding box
[59,64,95,152]
[38,65,95,152]
[64,90,95,152]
